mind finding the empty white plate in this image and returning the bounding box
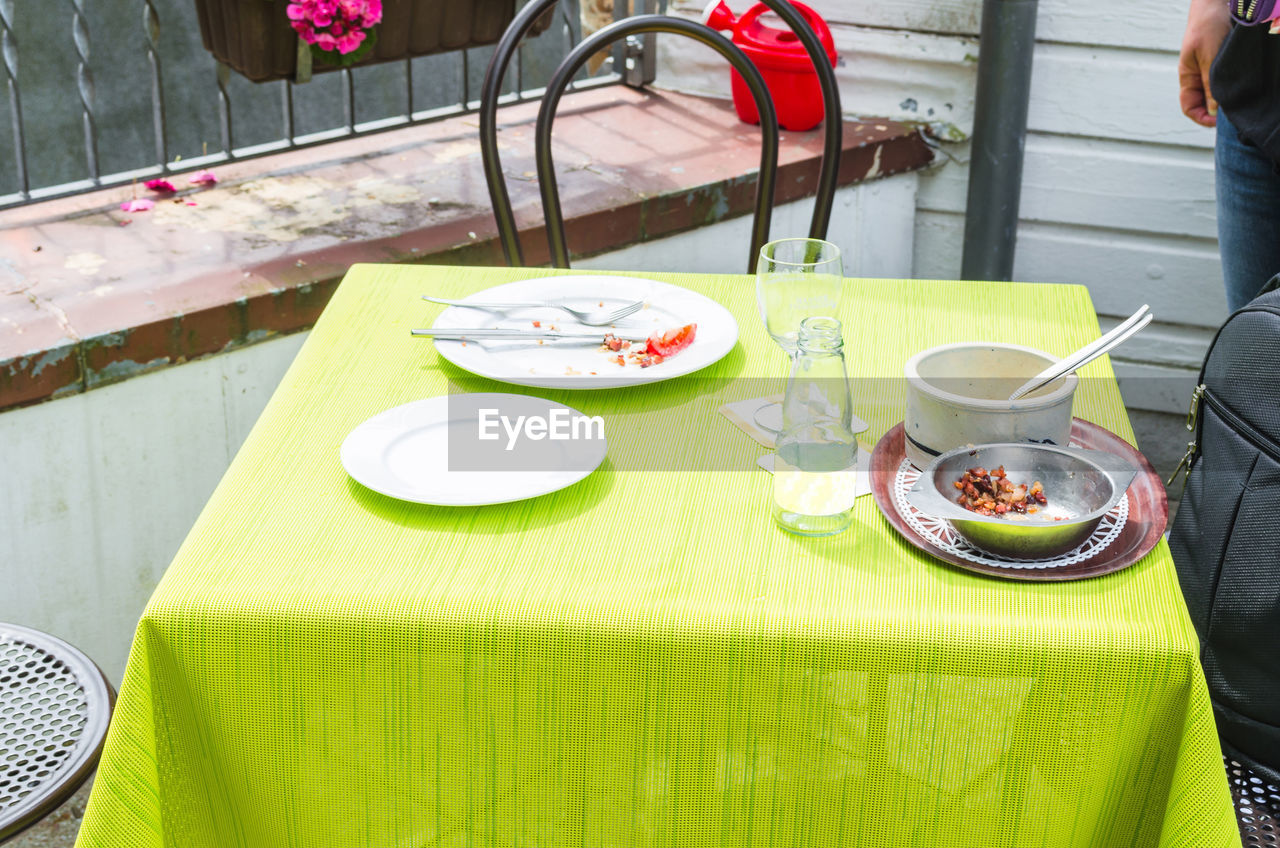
[341,394,608,506]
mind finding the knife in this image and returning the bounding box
[411,327,651,342]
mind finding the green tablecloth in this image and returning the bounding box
[77,265,1237,848]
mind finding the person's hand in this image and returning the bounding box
[1179,0,1231,126]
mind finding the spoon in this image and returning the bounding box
[1008,305,1153,401]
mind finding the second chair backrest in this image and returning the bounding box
[479,0,841,273]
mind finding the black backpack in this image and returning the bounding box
[1169,276,1280,784]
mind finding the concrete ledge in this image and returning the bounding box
[0,86,932,412]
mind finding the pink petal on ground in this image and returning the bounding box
[186,201,198,206]
[189,169,218,185]
[144,178,176,193]
[120,198,155,212]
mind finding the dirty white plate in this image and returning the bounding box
[341,394,607,506]
[428,275,738,389]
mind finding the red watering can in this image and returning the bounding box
[703,0,838,132]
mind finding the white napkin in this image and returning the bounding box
[719,394,869,449]
[756,442,875,500]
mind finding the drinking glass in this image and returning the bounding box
[754,238,844,432]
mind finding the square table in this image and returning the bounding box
[76,264,1238,848]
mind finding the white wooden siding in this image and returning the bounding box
[661,0,1221,412]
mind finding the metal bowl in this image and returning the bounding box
[905,443,1138,560]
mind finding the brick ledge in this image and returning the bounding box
[0,86,932,412]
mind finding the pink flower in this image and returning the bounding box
[354,0,382,26]
[336,30,365,53]
[120,198,154,212]
[189,169,217,186]
[144,178,176,193]
[287,0,379,54]
[291,0,381,55]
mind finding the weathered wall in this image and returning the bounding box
[657,0,1217,415]
[0,333,308,682]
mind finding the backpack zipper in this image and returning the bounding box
[1168,383,1205,486]
[1202,387,1280,463]
[1168,301,1280,486]
[1233,0,1276,23]
[1168,382,1280,485]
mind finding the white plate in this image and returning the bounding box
[341,394,608,506]
[429,275,739,389]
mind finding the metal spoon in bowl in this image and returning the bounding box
[1008,304,1154,401]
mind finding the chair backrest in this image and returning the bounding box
[0,623,114,844]
[479,0,841,273]
[1225,755,1280,846]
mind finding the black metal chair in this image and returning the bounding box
[1227,755,1280,846]
[0,623,114,844]
[479,0,841,273]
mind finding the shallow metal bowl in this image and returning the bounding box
[905,443,1138,560]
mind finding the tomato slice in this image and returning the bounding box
[646,323,697,357]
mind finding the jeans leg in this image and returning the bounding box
[1215,111,1280,312]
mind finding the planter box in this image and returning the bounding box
[193,0,551,83]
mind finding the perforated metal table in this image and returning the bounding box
[1,623,113,844]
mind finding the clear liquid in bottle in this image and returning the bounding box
[772,317,858,537]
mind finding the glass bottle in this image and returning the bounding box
[772,316,858,536]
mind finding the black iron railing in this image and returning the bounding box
[0,0,648,209]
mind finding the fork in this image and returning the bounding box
[422,295,644,326]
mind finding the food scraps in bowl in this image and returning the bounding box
[955,465,1050,516]
[906,442,1140,559]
